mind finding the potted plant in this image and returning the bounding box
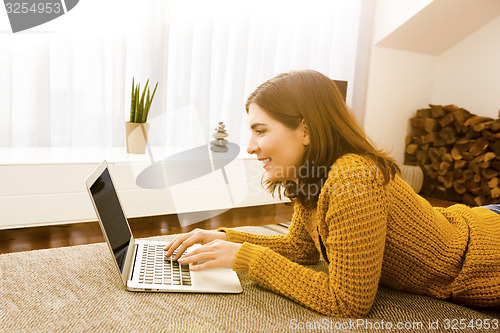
[126,78,158,154]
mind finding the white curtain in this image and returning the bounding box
[0,0,367,149]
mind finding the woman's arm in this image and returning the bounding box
[219,204,320,265]
[163,205,319,264]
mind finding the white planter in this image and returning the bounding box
[125,122,150,154]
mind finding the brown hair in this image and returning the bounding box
[246,70,400,208]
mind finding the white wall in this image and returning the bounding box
[364,0,435,164]
[363,48,435,164]
[432,16,500,117]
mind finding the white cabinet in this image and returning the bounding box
[0,147,284,229]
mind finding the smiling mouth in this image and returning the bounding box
[261,158,271,168]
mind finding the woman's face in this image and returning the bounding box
[247,103,309,182]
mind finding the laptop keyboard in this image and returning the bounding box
[137,244,192,286]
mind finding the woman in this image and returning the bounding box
[164,70,500,317]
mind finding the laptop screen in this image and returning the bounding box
[90,167,131,273]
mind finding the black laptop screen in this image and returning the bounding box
[90,168,131,273]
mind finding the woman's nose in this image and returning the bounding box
[247,137,258,155]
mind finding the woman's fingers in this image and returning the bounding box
[163,235,189,256]
[178,250,214,265]
[163,232,195,256]
[163,229,229,260]
[172,234,202,260]
[177,240,242,271]
[163,229,206,259]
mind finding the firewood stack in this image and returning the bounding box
[405,104,500,206]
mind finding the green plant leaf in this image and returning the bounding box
[134,85,140,123]
[129,79,158,123]
[130,77,136,122]
[143,89,151,123]
[143,82,158,123]
[137,97,143,123]
[140,81,148,104]
[150,82,158,104]
[137,80,149,123]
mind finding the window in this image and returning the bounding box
[0,0,367,149]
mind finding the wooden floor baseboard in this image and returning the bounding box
[0,203,294,254]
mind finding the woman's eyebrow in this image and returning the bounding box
[250,123,266,130]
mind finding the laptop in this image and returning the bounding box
[84,160,242,293]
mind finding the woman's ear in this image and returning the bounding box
[301,119,310,146]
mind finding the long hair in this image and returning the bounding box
[246,70,400,208]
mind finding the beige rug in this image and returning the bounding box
[0,227,497,333]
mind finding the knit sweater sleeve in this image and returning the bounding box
[231,155,389,317]
[218,206,320,264]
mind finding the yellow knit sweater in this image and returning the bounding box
[220,154,500,317]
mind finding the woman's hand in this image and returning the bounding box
[163,228,228,260]
[177,239,242,271]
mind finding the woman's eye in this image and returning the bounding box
[255,129,265,135]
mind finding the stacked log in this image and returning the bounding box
[405,104,500,206]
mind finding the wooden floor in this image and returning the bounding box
[0,197,455,255]
[0,203,294,254]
